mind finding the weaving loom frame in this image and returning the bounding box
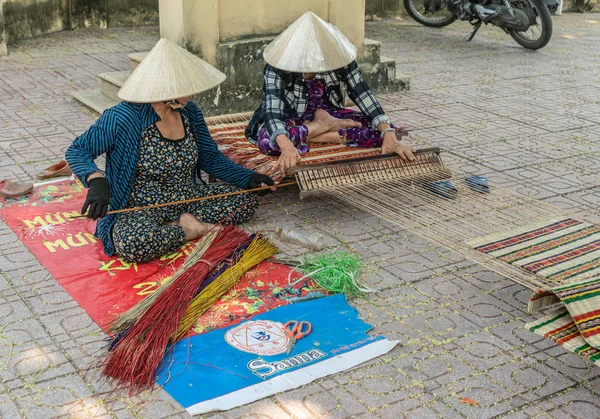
[293,148,451,199]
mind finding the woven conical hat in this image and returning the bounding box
[118,38,226,103]
[263,11,357,73]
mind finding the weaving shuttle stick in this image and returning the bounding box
[293,147,452,199]
[72,181,297,218]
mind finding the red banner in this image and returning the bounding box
[0,180,321,334]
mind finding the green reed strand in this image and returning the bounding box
[298,251,371,298]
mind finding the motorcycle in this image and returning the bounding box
[404,0,557,50]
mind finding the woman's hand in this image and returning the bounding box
[382,131,416,161]
[248,173,277,195]
[275,134,302,175]
[81,176,110,220]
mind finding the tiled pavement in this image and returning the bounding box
[1,13,600,419]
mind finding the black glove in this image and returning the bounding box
[247,173,275,195]
[81,177,110,220]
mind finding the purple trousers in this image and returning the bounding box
[256,108,388,156]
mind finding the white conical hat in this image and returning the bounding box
[263,11,357,73]
[118,38,226,103]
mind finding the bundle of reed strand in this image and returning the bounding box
[189,234,257,298]
[175,234,278,341]
[101,226,250,395]
[296,252,373,298]
[108,230,220,337]
[108,236,256,350]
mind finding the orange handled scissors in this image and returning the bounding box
[284,320,312,355]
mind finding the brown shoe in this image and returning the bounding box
[36,160,72,180]
[0,179,34,198]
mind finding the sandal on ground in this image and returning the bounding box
[426,180,458,199]
[0,179,34,198]
[36,160,72,180]
[465,175,490,194]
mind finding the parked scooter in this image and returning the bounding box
[404,0,557,49]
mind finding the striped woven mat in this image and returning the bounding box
[207,116,382,182]
[468,217,600,285]
[526,308,600,367]
[527,276,600,360]
[470,218,600,366]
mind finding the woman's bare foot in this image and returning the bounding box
[313,109,361,131]
[313,109,333,127]
[332,117,362,131]
[177,213,220,241]
[307,131,344,144]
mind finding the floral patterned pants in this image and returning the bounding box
[256,108,390,156]
[112,184,258,263]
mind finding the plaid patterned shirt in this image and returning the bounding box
[245,60,391,144]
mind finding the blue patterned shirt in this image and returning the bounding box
[65,101,254,257]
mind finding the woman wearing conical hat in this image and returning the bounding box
[246,12,415,175]
[66,39,274,263]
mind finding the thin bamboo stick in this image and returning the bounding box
[75,181,297,218]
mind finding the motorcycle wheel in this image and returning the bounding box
[403,0,457,27]
[509,0,553,50]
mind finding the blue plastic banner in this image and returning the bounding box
[156,294,398,414]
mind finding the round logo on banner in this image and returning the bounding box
[225,320,289,356]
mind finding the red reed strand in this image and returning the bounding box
[101,225,250,395]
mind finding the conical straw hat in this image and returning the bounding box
[263,11,357,73]
[118,38,226,103]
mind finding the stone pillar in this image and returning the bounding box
[159,0,185,45]
[159,0,364,63]
[157,0,407,114]
[159,0,219,65]
[328,0,365,48]
[0,0,6,56]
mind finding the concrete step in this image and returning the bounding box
[128,51,148,71]
[359,38,382,72]
[360,55,410,95]
[380,56,411,92]
[393,73,411,92]
[72,89,118,115]
[99,70,131,102]
[379,55,397,80]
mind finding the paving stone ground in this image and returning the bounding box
[1,13,600,419]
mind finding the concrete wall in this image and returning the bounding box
[2,0,67,43]
[107,0,157,27]
[366,0,405,18]
[565,0,600,11]
[0,1,7,55]
[1,0,158,46]
[68,0,107,30]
